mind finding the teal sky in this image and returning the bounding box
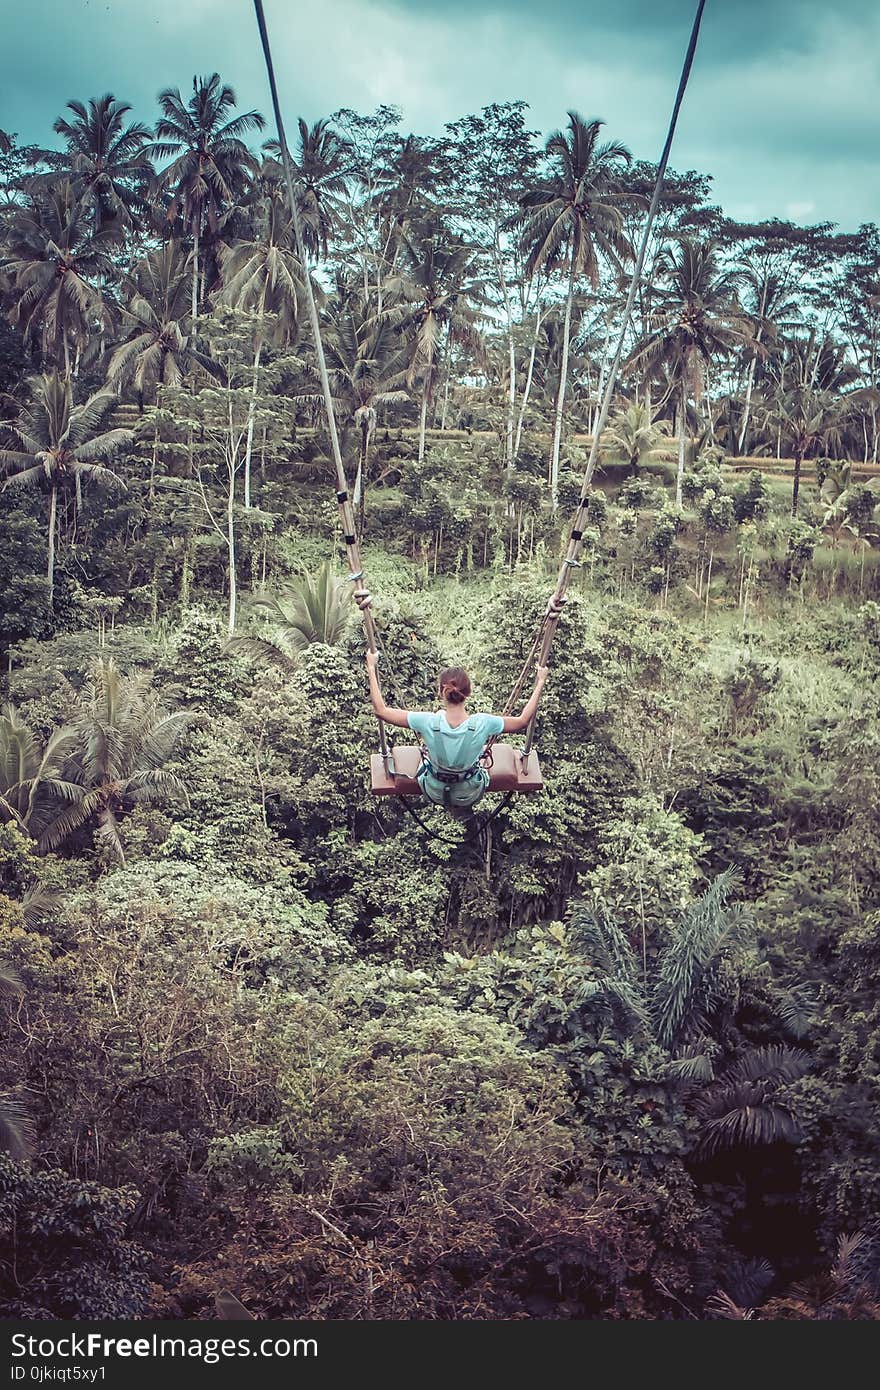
[2,0,878,232]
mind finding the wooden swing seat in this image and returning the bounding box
[370,743,543,797]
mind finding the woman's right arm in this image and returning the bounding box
[502,666,549,734]
[365,649,410,728]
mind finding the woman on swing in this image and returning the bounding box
[366,651,549,816]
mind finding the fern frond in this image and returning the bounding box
[705,1290,754,1320]
[224,634,297,672]
[0,963,24,998]
[698,1091,801,1157]
[37,789,104,852]
[729,1045,811,1085]
[0,1096,33,1161]
[666,1051,715,1083]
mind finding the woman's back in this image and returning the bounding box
[407,709,504,770]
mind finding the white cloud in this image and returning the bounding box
[2,0,878,231]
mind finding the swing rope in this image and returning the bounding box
[252,0,708,798]
[394,789,517,851]
[252,0,395,771]
[513,0,709,759]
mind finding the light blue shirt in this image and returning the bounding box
[407,710,505,771]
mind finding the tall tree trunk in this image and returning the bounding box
[737,319,765,454]
[150,558,160,629]
[191,223,200,325]
[676,382,687,509]
[46,483,57,611]
[243,336,263,510]
[549,261,576,511]
[505,329,516,470]
[180,534,192,609]
[418,382,429,465]
[150,422,159,501]
[358,416,370,534]
[149,384,162,501]
[704,360,715,444]
[513,309,544,465]
[227,463,237,637]
[492,230,517,473]
[440,364,452,431]
[791,448,804,517]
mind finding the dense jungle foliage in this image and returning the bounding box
[1,85,879,1321]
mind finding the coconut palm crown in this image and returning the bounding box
[40,659,190,865]
[0,372,130,608]
[36,94,154,233]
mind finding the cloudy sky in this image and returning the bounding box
[2,0,878,231]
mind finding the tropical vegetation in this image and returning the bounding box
[1,80,879,1321]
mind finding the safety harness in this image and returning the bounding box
[417,714,491,809]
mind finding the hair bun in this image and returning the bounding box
[438,666,471,705]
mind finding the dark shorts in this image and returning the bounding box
[416,764,490,810]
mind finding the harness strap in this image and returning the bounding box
[420,757,483,785]
[421,712,486,783]
[429,713,479,734]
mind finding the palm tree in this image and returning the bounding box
[106,240,199,395]
[628,238,752,507]
[383,224,485,465]
[39,659,190,865]
[695,1044,811,1157]
[218,188,309,506]
[0,373,130,608]
[1,182,113,374]
[764,338,851,515]
[0,963,30,1161]
[323,285,409,529]
[601,401,669,470]
[515,113,633,507]
[372,133,443,294]
[571,867,753,1054]
[263,118,352,262]
[152,73,265,323]
[36,95,153,233]
[758,1234,880,1320]
[651,869,753,1050]
[735,268,801,454]
[0,1095,32,1160]
[0,705,81,837]
[228,563,352,670]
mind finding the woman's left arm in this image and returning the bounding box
[365,650,410,728]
